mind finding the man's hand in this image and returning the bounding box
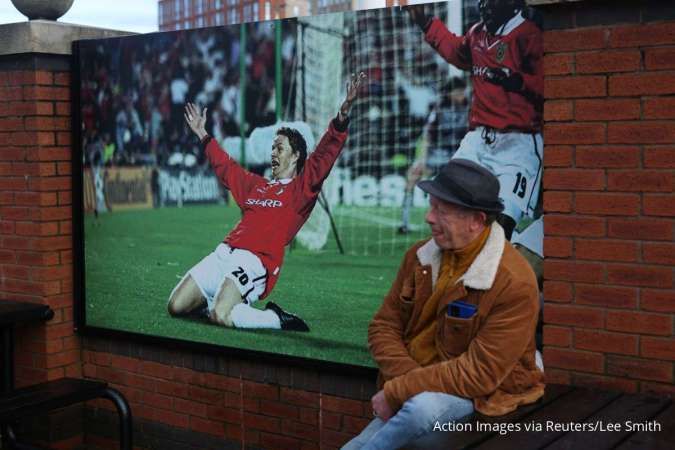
[371,390,394,421]
[485,68,524,93]
[184,102,208,141]
[407,5,431,32]
[338,72,367,122]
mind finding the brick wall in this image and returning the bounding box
[80,337,375,449]
[541,0,675,395]
[0,66,81,386]
[0,62,84,448]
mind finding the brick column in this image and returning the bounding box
[0,21,132,390]
[0,66,78,385]
[0,33,133,450]
[540,0,675,395]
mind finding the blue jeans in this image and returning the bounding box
[341,392,474,450]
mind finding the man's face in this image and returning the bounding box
[425,195,483,250]
[271,134,298,179]
[479,0,514,34]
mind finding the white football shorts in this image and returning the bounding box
[453,127,543,222]
[188,243,267,311]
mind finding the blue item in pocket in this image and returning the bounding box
[447,300,477,319]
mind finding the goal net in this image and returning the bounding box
[294,1,478,255]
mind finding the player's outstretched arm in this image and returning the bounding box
[184,102,208,141]
[185,102,257,200]
[337,72,367,123]
[406,5,471,71]
[297,72,367,194]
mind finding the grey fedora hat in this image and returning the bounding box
[417,159,504,213]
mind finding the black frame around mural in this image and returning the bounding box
[69,25,383,377]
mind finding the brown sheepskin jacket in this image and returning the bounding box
[369,224,545,417]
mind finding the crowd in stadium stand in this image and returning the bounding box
[80,23,296,169]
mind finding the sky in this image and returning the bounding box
[0,0,158,33]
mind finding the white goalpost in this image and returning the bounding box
[294,13,345,251]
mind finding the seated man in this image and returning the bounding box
[344,159,544,449]
[167,73,366,332]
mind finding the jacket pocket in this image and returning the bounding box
[441,315,477,358]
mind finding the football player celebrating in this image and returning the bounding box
[408,0,543,240]
[167,72,367,331]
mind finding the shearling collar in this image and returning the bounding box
[416,224,506,291]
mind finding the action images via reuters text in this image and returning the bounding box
[433,419,663,435]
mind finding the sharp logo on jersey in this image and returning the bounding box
[246,198,283,208]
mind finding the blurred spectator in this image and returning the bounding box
[115,99,144,160]
[80,23,297,169]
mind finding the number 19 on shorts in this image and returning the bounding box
[513,172,527,199]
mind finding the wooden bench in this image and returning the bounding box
[0,377,132,449]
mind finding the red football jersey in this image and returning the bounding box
[425,13,543,133]
[204,119,348,298]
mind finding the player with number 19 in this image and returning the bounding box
[407,0,543,240]
[167,73,367,332]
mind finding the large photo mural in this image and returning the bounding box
[75,0,542,367]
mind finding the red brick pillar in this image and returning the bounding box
[0,21,131,388]
[0,66,80,387]
[541,2,675,395]
[0,21,131,447]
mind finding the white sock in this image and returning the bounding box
[230,303,281,329]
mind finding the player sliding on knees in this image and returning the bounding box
[167,72,367,332]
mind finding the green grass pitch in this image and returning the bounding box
[84,202,431,367]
